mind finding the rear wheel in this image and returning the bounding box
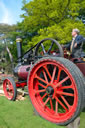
[28,57,85,125]
[34,38,64,57]
[3,77,17,101]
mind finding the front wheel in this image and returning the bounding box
[3,77,17,101]
[28,57,85,125]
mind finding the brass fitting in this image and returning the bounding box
[16,38,22,43]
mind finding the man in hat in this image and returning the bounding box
[64,28,84,58]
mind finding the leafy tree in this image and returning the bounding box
[0,24,20,61]
[1,0,85,65]
[21,0,85,48]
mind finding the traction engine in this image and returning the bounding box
[3,37,85,126]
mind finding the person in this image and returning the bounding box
[64,28,84,58]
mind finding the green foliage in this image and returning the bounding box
[0,43,4,53]
[0,24,18,41]
[1,0,85,65]
[20,0,85,49]
[29,19,85,46]
[21,0,70,33]
[0,23,22,63]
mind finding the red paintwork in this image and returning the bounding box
[3,78,14,100]
[16,81,27,87]
[18,65,31,80]
[15,50,85,90]
[76,63,85,76]
[63,50,85,76]
[28,59,78,124]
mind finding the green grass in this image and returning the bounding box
[0,96,64,128]
[0,96,85,128]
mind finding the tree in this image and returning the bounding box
[20,0,85,48]
[0,23,20,61]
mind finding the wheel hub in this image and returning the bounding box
[46,86,54,96]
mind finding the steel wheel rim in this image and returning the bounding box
[3,79,14,100]
[28,60,78,123]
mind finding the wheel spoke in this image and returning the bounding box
[9,87,13,91]
[43,65,52,80]
[35,74,48,84]
[42,70,48,83]
[55,96,67,112]
[6,82,8,85]
[55,101,58,114]
[50,99,53,110]
[57,91,74,97]
[47,41,54,54]
[57,68,62,82]
[41,93,47,100]
[9,81,11,85]
[34,89,46,94]
[51,66,56,83]
[6,82,12,90]
[38,82,46,89]
[41,43,46,54]
[8,92,13,97]
[43,97,50,107]
[7,81,10,85]
[55,76,69,88]
[9,83,12,90]
[60,95,70,109]
[61,85,74,90]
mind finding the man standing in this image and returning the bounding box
[64,28,83,58]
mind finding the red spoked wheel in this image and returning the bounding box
[28,57,85,125]
[3,77,17,101]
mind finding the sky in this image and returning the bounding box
[0,0,30,25]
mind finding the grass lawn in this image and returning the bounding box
[0,96,85,128]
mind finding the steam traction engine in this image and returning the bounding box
[3,37,85,126]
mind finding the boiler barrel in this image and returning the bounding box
[15,65,31,80]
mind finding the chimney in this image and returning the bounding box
[16,37,22,64]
